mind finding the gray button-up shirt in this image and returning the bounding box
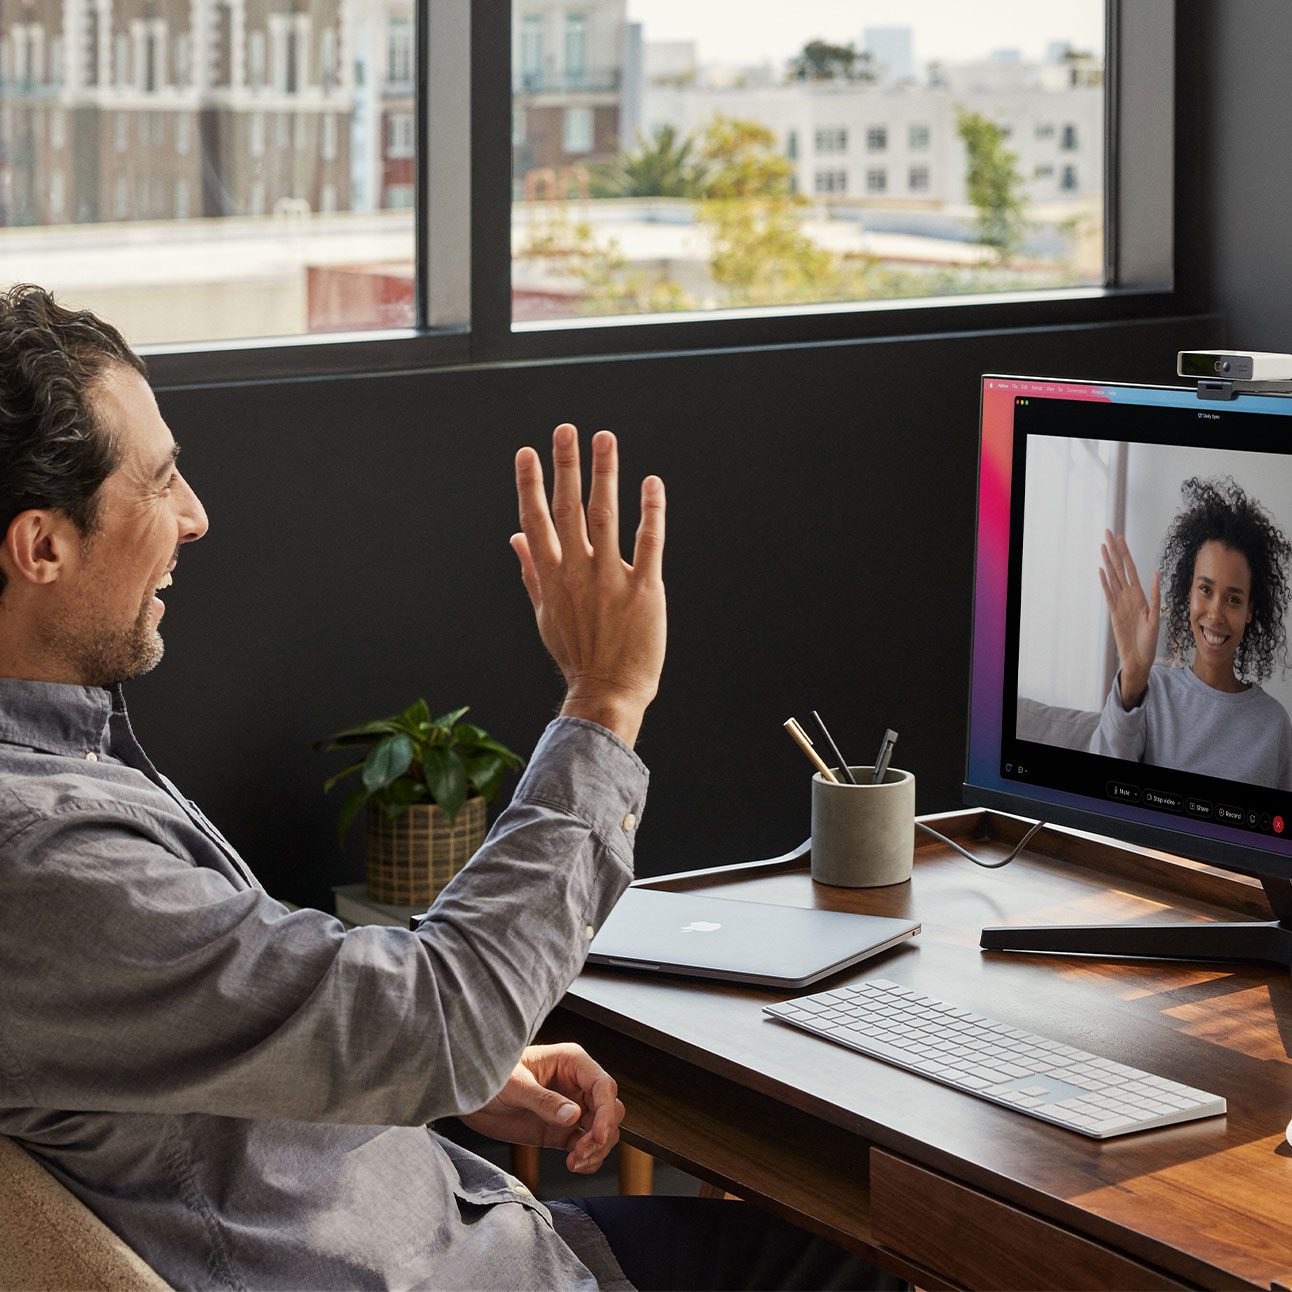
[0,678,645,1290]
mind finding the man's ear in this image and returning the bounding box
[2,510,81,586]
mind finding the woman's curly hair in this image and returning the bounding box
[1162,476,1292,682]
[0,284,146,598]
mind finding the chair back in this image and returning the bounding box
[0,1134,171,1290]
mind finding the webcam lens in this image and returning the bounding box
[1215,359,1231,374]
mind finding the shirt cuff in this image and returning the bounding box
[510,718,650,867]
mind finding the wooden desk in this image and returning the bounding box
[543,811,1292,1291]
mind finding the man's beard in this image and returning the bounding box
[43,592,164,687]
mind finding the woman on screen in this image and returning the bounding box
[1090,476,1292,790]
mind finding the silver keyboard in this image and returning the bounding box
[764,978,1225,1138]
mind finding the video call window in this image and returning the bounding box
[1001,395,1292,839]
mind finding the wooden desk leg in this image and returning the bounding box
[618,1144,655,1195]
[511,1145,541,1194]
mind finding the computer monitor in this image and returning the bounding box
[964,374,1292,973]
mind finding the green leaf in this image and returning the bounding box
[323,760,365,794]
[431,705,470,731]
[473,736,525,769]
[464,752,505,804]
[362,734,414,793]
[423,744,469,823]
[325,718,403,747]
[336,781,369,847]
[381,778,428,808]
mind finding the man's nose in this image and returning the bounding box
[177,476,209,543]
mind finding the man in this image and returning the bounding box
[0,285,900,1290]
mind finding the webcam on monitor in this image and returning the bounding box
[1177,349,1292,382]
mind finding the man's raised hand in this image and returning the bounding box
[511,425,666,747]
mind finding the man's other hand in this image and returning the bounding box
[511,425,666,748]
[459,1042,625,1175]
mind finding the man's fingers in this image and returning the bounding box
[515,446,560,572]
[510,533,539,610]
[631,476,665,580]
[548,423,590,559]
[586,431,621,567]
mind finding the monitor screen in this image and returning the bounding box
[965,375,1292,884]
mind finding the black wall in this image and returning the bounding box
[131,316,1220,910]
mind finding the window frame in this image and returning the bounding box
[142,0,1183,388]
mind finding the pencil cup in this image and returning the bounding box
[810,767,915,888]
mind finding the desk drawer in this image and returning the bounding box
[869,1149,1192,1291]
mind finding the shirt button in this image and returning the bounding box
[84,752,99,762]
[584,924,595,940]
[622,812,636,831]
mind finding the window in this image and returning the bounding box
[0,0,1181,369]
[1036,122,1055,139]
[248,31,267,90]
[1061,123,1078,150]
[387,112,414,159]
[565,14,588,87]
[520,14,543,90]
[387,16,412,91]
[1061,164,1078,190]
[510,1,1125,329]
[563,105,593,153]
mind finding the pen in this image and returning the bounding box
[872,728,898,785]
[783,717,839,782]
[811,710,859,785]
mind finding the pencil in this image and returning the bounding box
[811,709,859,785]
[784,717,839,782]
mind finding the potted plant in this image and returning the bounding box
[322,699,525,906]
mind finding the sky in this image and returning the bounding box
[624,1,1106,69]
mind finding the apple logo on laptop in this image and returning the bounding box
[680,921,721,933]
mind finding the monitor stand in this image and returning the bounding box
[981,875,1292,979]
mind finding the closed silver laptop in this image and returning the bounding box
[586,887,919,988]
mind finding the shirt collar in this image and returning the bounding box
[0,676,120,758]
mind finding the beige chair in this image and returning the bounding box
[0,1134,170,1291]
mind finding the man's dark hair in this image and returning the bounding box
[0,284,146,596]
[1162,475,1292,681]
